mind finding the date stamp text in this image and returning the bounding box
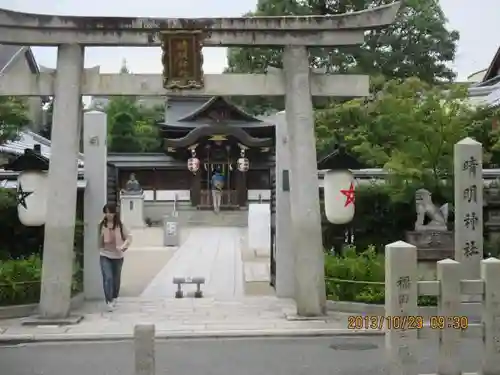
[347,315,469,330]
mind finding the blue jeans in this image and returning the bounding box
[100,256,124,303]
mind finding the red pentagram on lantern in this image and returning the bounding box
[340,182,355,207]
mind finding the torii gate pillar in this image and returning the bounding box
[283,46,326,315]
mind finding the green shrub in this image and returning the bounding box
[0,255,83,306]
[0,255,42,306]
[0,188,85,305]
[324,245,437,306]
[325,245,385,304]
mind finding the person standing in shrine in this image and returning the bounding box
[211,167,225,213]
[99,203,132,311]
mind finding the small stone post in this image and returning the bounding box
[454,138,483,279]
[134,324,155,375]
[83,111,107,300]
[436,259,461,375]
[481,258,500,375]
[385,241,418,375]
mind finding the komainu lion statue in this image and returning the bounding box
[414,188,449,231]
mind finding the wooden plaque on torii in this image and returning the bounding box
[161,31,204,90]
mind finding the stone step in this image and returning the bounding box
[176,209,248,227]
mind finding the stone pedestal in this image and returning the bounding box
[121,194,145,228]
[248,203,271,257]
[406,230,454,280]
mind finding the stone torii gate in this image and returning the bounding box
[0,3,400,319]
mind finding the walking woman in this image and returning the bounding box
[99,203,132,311]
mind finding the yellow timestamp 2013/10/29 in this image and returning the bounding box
[347,315,469,330]
[347,315,424,330]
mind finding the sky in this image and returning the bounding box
[0,0,497,80]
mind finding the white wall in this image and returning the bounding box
[136,189,271,202]
[135,190,190,201]
[248,189,270,201]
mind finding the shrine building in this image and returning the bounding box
[107,95,275,221]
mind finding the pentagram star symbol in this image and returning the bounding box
[17,183,33,209]
[340,182,355,207]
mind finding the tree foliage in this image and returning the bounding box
[225,0,459,114]
[106,96,163,153]
[109,111,142,153]
[0,96,30,144]
[315,77,497,200]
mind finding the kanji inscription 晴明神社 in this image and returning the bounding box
[454,138,484,279]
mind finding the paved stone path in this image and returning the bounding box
[141,227,245,299]
[0,297,352,341]
[120,247,175,297]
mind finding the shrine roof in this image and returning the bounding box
[0,130,84,167]
[483,46,500,83]
[160,96,275,129]
[317,145,365,170]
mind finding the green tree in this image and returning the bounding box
[463,105,500,167]
[108,111,142,152]
[135,103,164,152]
[0,96,30,144]
[315,77,475,200]
[105,96,141,132]
[226,0,459,114]
[105,97,162,153]
[134,120,162,152]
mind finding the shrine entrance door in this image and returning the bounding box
[199,162,239,210]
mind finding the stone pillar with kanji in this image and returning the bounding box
[454,137,483,280]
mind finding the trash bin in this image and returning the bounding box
[163,213,179,246]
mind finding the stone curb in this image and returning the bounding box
[0,328,384,343]
[0,294,85,320]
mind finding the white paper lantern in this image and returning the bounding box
[187,157,200,173]
[17,170,48,226]
[237,157,249,172]
[324,169,355,224]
